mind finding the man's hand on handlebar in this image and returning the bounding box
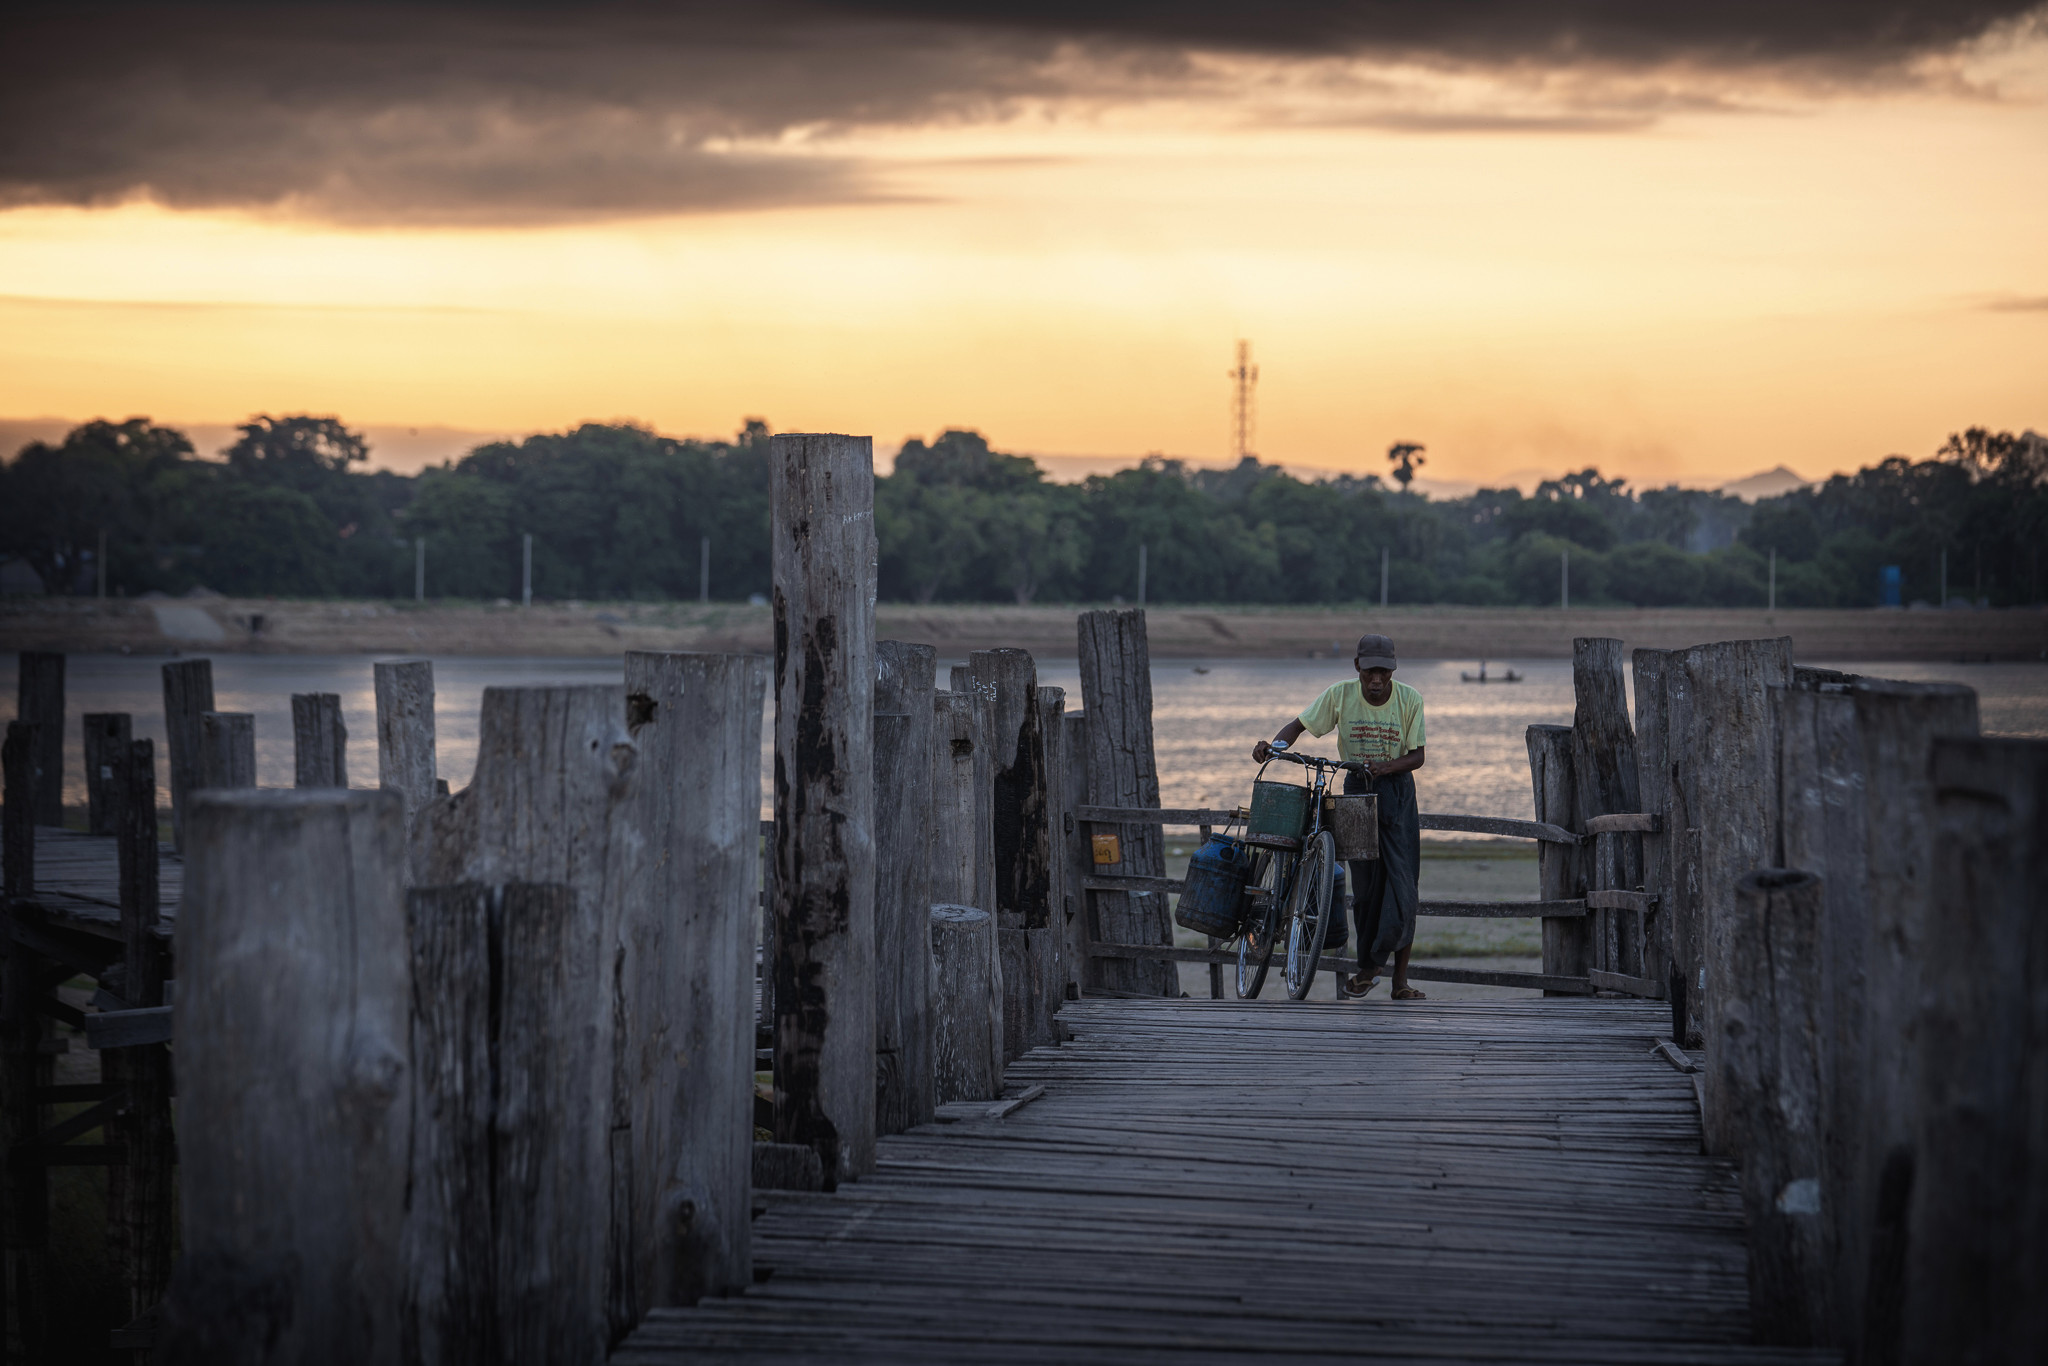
[1250,741,1373,778]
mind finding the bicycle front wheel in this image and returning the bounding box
[1236,850,1286,999]
[1284,830,1336,1000]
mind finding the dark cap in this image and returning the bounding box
[1354,633,1398,671]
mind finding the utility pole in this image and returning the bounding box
[1940,548,1947,606]
[1561,550,1569,611]
[97,526,107,599]
[415,537,426,602]
[1228,341,1258,462]
[700,536,711,604]
[522,533,533,608]
[1137,543,1148,607]
[1768,548,1776,612]
[1380,546,1389,608]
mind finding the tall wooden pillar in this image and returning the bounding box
[622,651,769,1305]
[162,788,411,1364]
[768,433,877,1188]
[1904,737,2048,1364]
[83,713,132,836]
[110,738,174,1329]
[1076,609,1172,996]
[873,641,936,1136]
[160,658,214,851]
[1526,723,1585,990]
[1570,638,1641,977]
[15,652,64,824]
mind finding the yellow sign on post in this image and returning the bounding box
[1091,832,1121,865]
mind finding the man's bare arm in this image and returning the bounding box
[1252,718,1306,763]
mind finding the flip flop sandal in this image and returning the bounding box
[1340,973,1379,999]
[1392,986,1427,1001]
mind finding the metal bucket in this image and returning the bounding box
[1245,780,1311,850]
[1175,836,1252,936]
[1324,794,1379,862]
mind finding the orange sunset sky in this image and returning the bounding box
[3,3,2044,491]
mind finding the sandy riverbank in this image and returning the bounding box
[4,596,2042,661]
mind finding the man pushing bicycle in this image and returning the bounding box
[1252,632,1426,1001]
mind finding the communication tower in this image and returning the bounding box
[1229,340,1258,461]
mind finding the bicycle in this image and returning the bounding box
[1234,745,1364,1001]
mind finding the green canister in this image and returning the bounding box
[1245,779,1312,849]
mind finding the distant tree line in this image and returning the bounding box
[4,415,2043,609]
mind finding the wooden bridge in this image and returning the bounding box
[3,433,2039,1365]
[622,997,1823,1365]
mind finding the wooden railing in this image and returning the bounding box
[1075,803,1662,998]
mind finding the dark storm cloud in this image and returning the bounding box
[835,1,2043,64]
[2,1,2039,224]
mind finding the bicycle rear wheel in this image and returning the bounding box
[1284,830,1336,1001]
[1235,850,1286,998]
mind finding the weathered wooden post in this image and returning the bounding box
[16,650,64,823]
[1632,649,1680,1024]
[0,721,49,1352]
[969,648,1060,1060]
[1713,868,1832,1346]
[2,722,31,895]
[932,691,1001,1084]
[293,692,348,788]
[1902,736,2047,1365]
[198,711,256,791]
[1076,609,1173,996]
[1632,639,1791,1052]
[1060,710,1090,1000]
[1849,682,1979,1360]
[622,650,768,1305]
[930,904,999,1102]
[1774,675,1978,1358]
[769,432,877,1187]
[83,712,132,835]
[375,659,437,832]
[1694,641,1793,1137]
[874,641,936,1136]
[160,657,214,850]
[162,788,410,1365]
[412,684,641,1354]
[106,737,174,1330]
[1526,723,1584,990]
[1032,686,1069,1041]
[941,672,998,919]
[405,881,586,1364]
[1570,638,1642,979]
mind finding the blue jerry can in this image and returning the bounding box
[1175,836,1252,936]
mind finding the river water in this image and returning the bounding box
[6,653,2044,823]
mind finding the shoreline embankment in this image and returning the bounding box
[6,597,2043,662]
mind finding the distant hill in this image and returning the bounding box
[1717,465,1812,501]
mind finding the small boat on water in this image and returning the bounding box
[1460,661,1522,684]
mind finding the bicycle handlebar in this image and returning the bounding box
[1267,749,1366,773]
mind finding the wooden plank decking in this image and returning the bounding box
[620,998,1833,1364]
[20,825,181,939]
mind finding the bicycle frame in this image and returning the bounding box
[1237,748,1358,998]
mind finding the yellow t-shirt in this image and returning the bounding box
[1297,678,1425,767]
